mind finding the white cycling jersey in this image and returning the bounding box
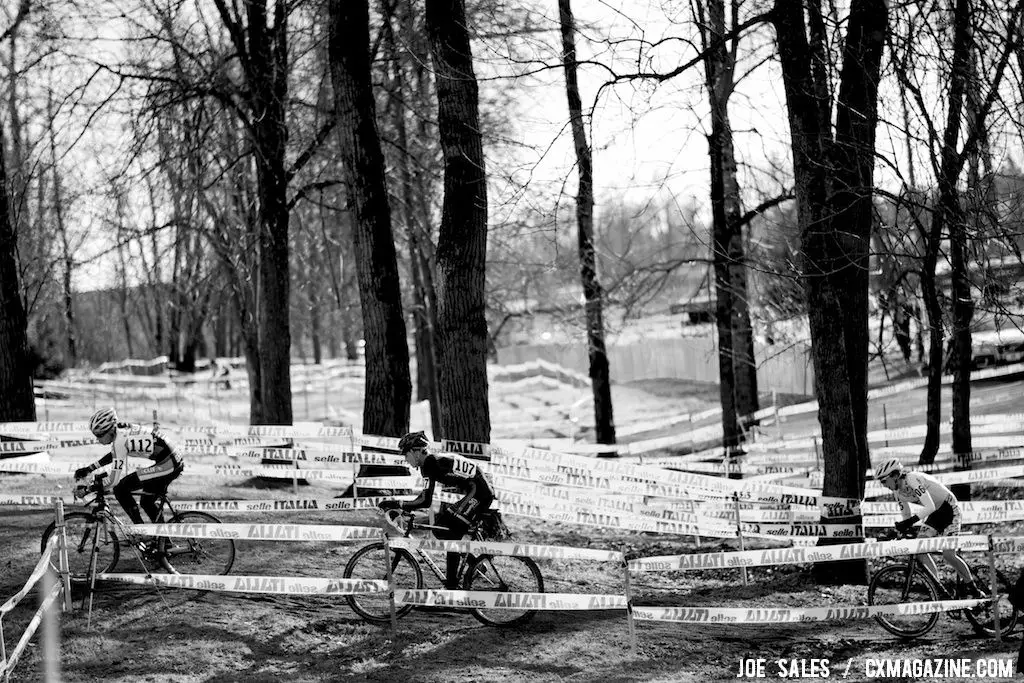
[893,470,958,520]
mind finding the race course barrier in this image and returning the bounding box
[99,574,388,596]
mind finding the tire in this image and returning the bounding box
[343,542,423,624]
[40,512,120,581]
[964,563,1018,638]
[465,554,544,627]
[159,512,235,575]
[868,563,940,638]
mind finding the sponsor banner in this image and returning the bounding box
[133,522,383,542]
[0,439,96,453]
[188,448,401,468]
[396,588,627,611]
[182,464,357,482]
[0,494,66,506]
[440,439,493,461]
[170,497,414,513]
[100,573,387,595]
[390,537,623,562]
[0,458,69,476]
[738,523,863,539]
[0,421,90,435]
[628,534,989,572]
[632,598,984,624]
[355,434,400,450]
[991,535,1024,554]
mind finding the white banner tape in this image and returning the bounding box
[389,537,623,562]
[100,573,387,595]
[133,522,382,542]
[632,598,984,623]
[629,534,989,572]
[396,588,627,611]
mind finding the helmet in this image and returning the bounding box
[875,458,903,479]
[89,407,118,438]
[397,431,429,454]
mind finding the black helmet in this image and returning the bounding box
[397,431,429,454]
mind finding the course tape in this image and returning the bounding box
[132,522,383,542]
[169,497,411,512]
[99,573,387,595]
[632,598,986,624]
[991,535,1024,554]
[0,536,56,616]
[395,588,627,611]
[628,534,989,572]
[1,581,62,678]
[389,537,623,562]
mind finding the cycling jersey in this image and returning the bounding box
[93,425,183,487]
[894,471,961,534]
[405,453,494,513]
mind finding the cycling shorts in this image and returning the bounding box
[921,501,961,536]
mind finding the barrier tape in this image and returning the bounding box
[0,536,56,617]
[169,496,412,513]
[991,535,1024,554]
[132,522,383,542]
[389,537,623,562]
[628,534,989,572]
[395,588,627,611]
[1,581,62,677]
[0,494,65,506]
[738,522,863,539]
[632,598,986,624]
[99,573,387,595]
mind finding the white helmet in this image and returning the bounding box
[875,458,904,479]
[89,407,118,438]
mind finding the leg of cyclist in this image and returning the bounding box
[433,508,469,590]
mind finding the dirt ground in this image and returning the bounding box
[3,376,1024,681]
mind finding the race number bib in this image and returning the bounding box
[450,455,478,479]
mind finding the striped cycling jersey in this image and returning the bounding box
[894,470,958,520]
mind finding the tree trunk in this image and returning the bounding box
[558,0,615,447]
[425,0,491,444]
[327,0,412,437]
[774,0,887,584]
[383,0,443,438]
[0,124,36,421]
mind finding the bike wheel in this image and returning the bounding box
[868,563,940,638]
[465,554,544,627]
[159,512,235,575]
[964,563,1018,638]
[343,542,423,624]
[40,512,120,581]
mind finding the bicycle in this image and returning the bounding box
[343,509,544,627]
[867,527,1017,638]
[40,472,236,580]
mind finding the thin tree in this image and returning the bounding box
[558,0,615,447]
[697,0,761,458]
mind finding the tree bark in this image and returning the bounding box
[327,0,412,437]
[0,124,36,421]
[425,0,492,444]
[558,0,615,447]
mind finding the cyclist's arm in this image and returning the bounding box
[401,479,436,511]
[78,451,113,476]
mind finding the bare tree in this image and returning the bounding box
[558,0,615,447]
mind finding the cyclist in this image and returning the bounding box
[875,458,985,597]
[74,407,185,548]
[378,430,494,589]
